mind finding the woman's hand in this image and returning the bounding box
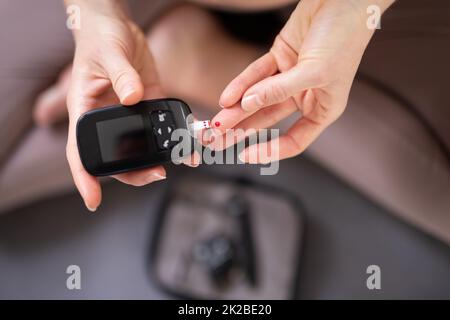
[65,0,165,211]
[212,0,395,163]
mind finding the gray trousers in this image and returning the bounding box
[0,0,449,243]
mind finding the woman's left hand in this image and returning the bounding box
[211,0,394,163]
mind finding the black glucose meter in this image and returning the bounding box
[76,98,193,176]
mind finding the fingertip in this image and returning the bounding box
[112,165,166,186]
[182,151,201,168]
[192,151,201,167]
[86,205,97,213]
[71,160,101,211]
[152,165,167,179]
[238,150,248,163]
[219,85,240,108]
[219,89,229,108]
[221,52,277,109]
[120,83,143,105]
[239,144,273,164]
[150,171,167,182]
[80,179,102,213]
[241,94,264,112]
[219,95,231,109]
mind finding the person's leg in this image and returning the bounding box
[33,3,263,123]
[358,0,450,154]
[0,0,261,212]
[308,0,450,243]
[0,0,179,161]
[0,0,74,164]
[31,0,178,126]
[0,0,177,212]
[148,3,261,110]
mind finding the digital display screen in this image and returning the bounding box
[96,115,148,163]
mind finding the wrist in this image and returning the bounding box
[64,0,129,17]
[357,0,396,13]
[64,0,131,40]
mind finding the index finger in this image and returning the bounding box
[219,53,277,108]
[211,102,259,136]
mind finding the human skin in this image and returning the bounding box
[212,0,396,163]
[33,4,260,126]
[55,0,286,212]
[64,0,169,211]
[63,0,258,212]
[53,0,395,210]
[189,0,296,10]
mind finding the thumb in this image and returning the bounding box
[102,49,144,105]
[241,63,325,112]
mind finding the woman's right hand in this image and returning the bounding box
[65,0,166,212]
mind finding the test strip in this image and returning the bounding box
[189,120,211,132]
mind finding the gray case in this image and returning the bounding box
[149,173,305,299]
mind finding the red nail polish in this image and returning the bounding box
[214,121,221,127]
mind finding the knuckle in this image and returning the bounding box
[265,83,288,104]
[252,60,268,79]
[287,134,306,155]
[111,69,130,91]
[234,78,248,95]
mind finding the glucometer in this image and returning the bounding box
[76,98,197,176]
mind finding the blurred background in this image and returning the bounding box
[0,0,449,299]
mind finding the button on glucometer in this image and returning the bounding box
[151,110,174,125]
[151,110,176,151]
[156,136,173,150]
[151,111,167,124]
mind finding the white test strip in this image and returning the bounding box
[189,120,211,132]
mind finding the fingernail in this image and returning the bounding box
[241,94,263,112]
[151,172,166,182]
[86,204,97,212]
[121,84,135,103]
[238,152,247,163]
[219,103,225,108]
[186,160,200,168]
